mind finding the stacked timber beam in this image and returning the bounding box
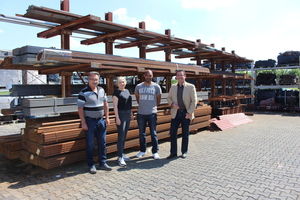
[19,105,211,169]
[0,134,22,160]
[36,48,210,76]
[20,92,209,118]
[0,44,205,76]
[0,92,212,169]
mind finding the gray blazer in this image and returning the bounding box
[167,81,198,120]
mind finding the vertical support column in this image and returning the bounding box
[210,57,216,108]
[139,44,147,59]
[60,0,71,97]
[165,48,172,62]
[221,47,227,101]
[105,75,115,95]
[164,29,172,62]
[196,40,203,92]
[231,51,236,73]
[250,62,255,104]
[221,47,227,97]
[166,75,172,92]
[138,22,146,59]
[22,70,28,85]
[105,12,114,55]
[195,55,203,92]
[231,51,237,105]
[196,78,202,92]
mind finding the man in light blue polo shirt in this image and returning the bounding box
[77,71,111,174]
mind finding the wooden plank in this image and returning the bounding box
[4,140,22,151]
[37,48,210,75]
[0,134,22,153]
[22,138,87,157]
[3,149,21,160]
[19,112,211,169]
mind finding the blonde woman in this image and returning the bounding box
[113,77,134,167]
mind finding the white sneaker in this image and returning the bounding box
[123,154,130,161]
[153,153,160,160]
[136,151,146,158]
[117,157,126,167]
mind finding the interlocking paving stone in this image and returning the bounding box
[0,111,299,199]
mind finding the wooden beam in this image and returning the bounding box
[37,49,210,74]
[146,43,194,53]
[38,15,101,38]
[115,37,172,49]
[97,69,136,74]
[81,29,144,45]
[39,63,91,74]
[176,51,223,59]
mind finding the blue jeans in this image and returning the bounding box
[85,117,107,167]
[116,110,131,157]
[169,111,191,155]
[137,113,159,153]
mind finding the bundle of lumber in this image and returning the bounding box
[212,104,246,117]
[20,105,212,169]
[0,134,22,159]
[0,92,211,169]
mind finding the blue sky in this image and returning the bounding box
[1,0,300,64]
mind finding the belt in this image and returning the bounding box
[177,109,187,113]
[85,116,102,120]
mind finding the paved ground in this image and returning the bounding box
[0,111,299,200]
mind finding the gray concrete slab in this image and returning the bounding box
[0,111,299,199]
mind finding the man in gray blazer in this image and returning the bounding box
[167,70,197,159]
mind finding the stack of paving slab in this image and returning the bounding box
[209,113,253,131]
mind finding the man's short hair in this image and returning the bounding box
[176,70,186,75]
[144,69,153,75]
[88,71,100,78]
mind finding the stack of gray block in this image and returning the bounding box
[12,45,47,65]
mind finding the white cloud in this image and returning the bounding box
[180,0,240,10]
[114,8,129,21]
[0,29,4,33]
[144,15,161,30]
[113,8,161,31]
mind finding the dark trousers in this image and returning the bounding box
[137,113,159,153]
[116,110,131,157]
[85,117,106,167]
[169,111,191,155]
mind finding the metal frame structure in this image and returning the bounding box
[0,0,253,109]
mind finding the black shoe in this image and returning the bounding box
[181,153,187,158]
[99,163,112,171]
[167,154,177,159]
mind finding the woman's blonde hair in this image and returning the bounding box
[115,76,126,86]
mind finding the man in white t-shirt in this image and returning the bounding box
[134,70,162,159]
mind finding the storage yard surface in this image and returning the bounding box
[0,111,299,199]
